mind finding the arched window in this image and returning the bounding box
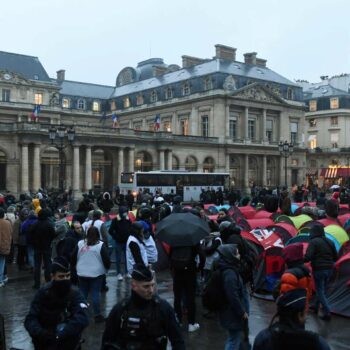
[287,88,294,100]
[150,90,158,103]
[185,156,197,171]
[165,87,173,100]
[182,82,190,96]
[203,77,212,90]
[123,97,131,108]
[77,99,85,110]
[172,155,180,170]
[135,151,153,172]
[203,157,215,173]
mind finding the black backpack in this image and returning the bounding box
[170,246,193,270]
[240,238,259,285]
[202,267,234,311]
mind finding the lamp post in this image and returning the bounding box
[49,125,75,193]
[278,140,294,188]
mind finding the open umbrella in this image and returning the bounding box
[156,212,210,247]
[330,184,340,190]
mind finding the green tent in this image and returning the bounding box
[275,214,312,230]
[325,225,349,246]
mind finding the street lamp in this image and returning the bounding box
[49,125,75,193]
[278,140,294,188]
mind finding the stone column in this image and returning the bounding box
[167,150,172,170]
[129,148,135,172]
[117,148,124,185]
[262,109,267,142]
[72,145,80,194]
[159,150,165,170]
[262,155,267,187]
[279,156,284,187]
[85,146,92,191]
[21,144,29,193]
[225,153,230,173]
[279,111,284,141]
[172,112,177,134]
[244,154,249,192]
[225,105,230,138]
[244,107,249,140]
[32,144,41,191]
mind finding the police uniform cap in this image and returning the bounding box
[51,256,70,274]
[132,264,153,282]
[277,288,307,312]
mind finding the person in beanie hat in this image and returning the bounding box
[25,256,89,350]
[253,289,330,350]
[101,265,185,350]
[304,224,337,320]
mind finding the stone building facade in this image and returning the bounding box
[0,45,306,197]
[302,75,350,188]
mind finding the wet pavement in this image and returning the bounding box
[1,267,350,350]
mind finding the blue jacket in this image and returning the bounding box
[217,257,246,330]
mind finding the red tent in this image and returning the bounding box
[253,210,273,219]
[338,213,350,227]
[267,222,297,244]
[246,218,274,230]
[238,206,256,219]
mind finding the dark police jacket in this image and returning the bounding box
[253,323,331,350]
[101,292,185,350]
[25,283,89,348]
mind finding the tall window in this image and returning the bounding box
[308,134,317,149]
[2,89,10,102]
[266,119,273,141]
[136,94,144,105]
[182,82,190,96]
[201,115,209,137]
[229,119,236,140]
[290,122,298,144]
[163,121,171,132]
[34,93,43,105]
[62,98,70,108]
[248,120,255,140]
[110,101,116,110]
[165,88,173,100]
[78,99,86,110]
[150,90,157,103]
[92,101,100,112]
[309,100,317,112]
[331,116,338,125]
[123,97,130,108]
[330,97,339,109]
[287,88,294,100]
[309,118,316,127]
[330,133,339,148]
[180,119,189,135]
[203,77,212,90]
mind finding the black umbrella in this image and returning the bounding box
[156,212,210,247]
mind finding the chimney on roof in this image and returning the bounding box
[182,55,206,68]
[215,44,237,61]
[153,65,168,77]
[244,52,257,65]
[56,69,65,81]
[256,58,267,68]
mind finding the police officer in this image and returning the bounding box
[101,264,185,350]
[24,256,89,350]
[253,289,330,350]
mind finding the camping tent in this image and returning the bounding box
[267,223,298,244]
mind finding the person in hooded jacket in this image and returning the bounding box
[109,206,132,280]
[138,220,158,266]
[304,224,338,320]
[100,192,114,214]
[22,210,38,270]
[13,208,30,270]
[216,244,248,350]
[29,208,56,289]
[253,289,330,350]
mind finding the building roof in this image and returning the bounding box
[56,80,114,99]
[0,51,51,82]
[303,84,350,100]
[111,58,298,98]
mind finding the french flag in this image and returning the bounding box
[31,104,41,120]
[154,114,160,131]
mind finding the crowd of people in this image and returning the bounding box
[0,184,344,349]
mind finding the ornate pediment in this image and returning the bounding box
[231,83,286,105]
[0,70,30,85]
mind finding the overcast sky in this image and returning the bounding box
[1,0,349,86]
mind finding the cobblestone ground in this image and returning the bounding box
[1,268,349,350]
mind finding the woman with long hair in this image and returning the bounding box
[72,226,110,323]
